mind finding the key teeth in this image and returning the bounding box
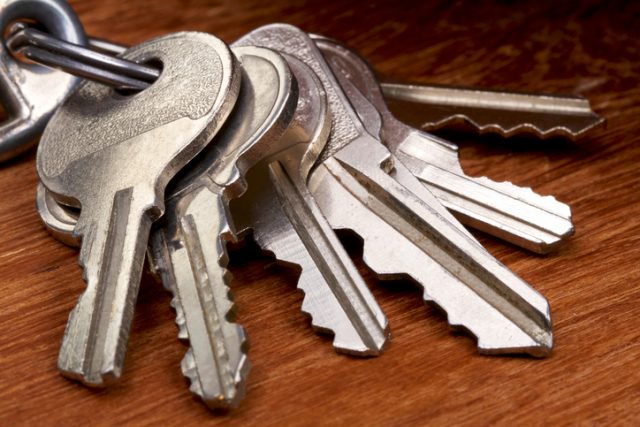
[477,176,571,211]
[163,282,189,342]
[271,252,388,356]
[472,176,573,218]
[251,229,388,356]
[171,294,189,341]
[425,114,605,140]
[150,240,190,341]
[360,237,552,357]
[445,306,553,358]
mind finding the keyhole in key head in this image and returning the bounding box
[113,58,163,97]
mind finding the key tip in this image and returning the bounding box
[58,362,122,388]
[477,330,554,358]
[182,347,251,411]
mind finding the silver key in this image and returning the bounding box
[239,24,552,356]
[37,32,241,386]
[230,53,390,356]
[313,36,574,254]
[381,82,605,140]
[148,46,298,408]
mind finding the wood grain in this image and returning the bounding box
[1,0,639,425]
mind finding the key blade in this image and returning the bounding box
[310,138,553,356]
[58,190,152,385]
[396,130,574,253]
[315,37,574,253]
[151,188,249,409]
[234,155,389,355]
[382,82,605,140]
[270,161,389,354]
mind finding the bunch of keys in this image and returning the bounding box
[0,0,604,411]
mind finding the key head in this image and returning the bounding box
[37,31,241,214]
[234,24,370,166]
[312,36,459,156]
[0,0,86,162]
[280,54,331,179]
[166,45,298,200]
[311,35,385,113]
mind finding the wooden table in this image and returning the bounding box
[1,0,639,425]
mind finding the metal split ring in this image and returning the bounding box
[0,0,86,161]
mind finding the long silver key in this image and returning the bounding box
[230,53,390,355]
[34,34,601,142]
[239,24,552,356]
[313,37,574,254]
[37,32,241,386]
[381,82,605,140]
[147,46,299,409]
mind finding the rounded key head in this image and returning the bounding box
[234,24,364,166]
[0,0,86,162]
[37,31,241,209]
[166,45,298,199]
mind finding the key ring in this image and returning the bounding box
[7,24,157,91]
[0,0,86,162]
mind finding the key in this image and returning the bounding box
[147,46,299,408]
[313,36,575,254]
[381,82,605,140]
[238,24,552,356]
[36,32,241,386]
[80,34,603,141]
[230,54,390,355]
